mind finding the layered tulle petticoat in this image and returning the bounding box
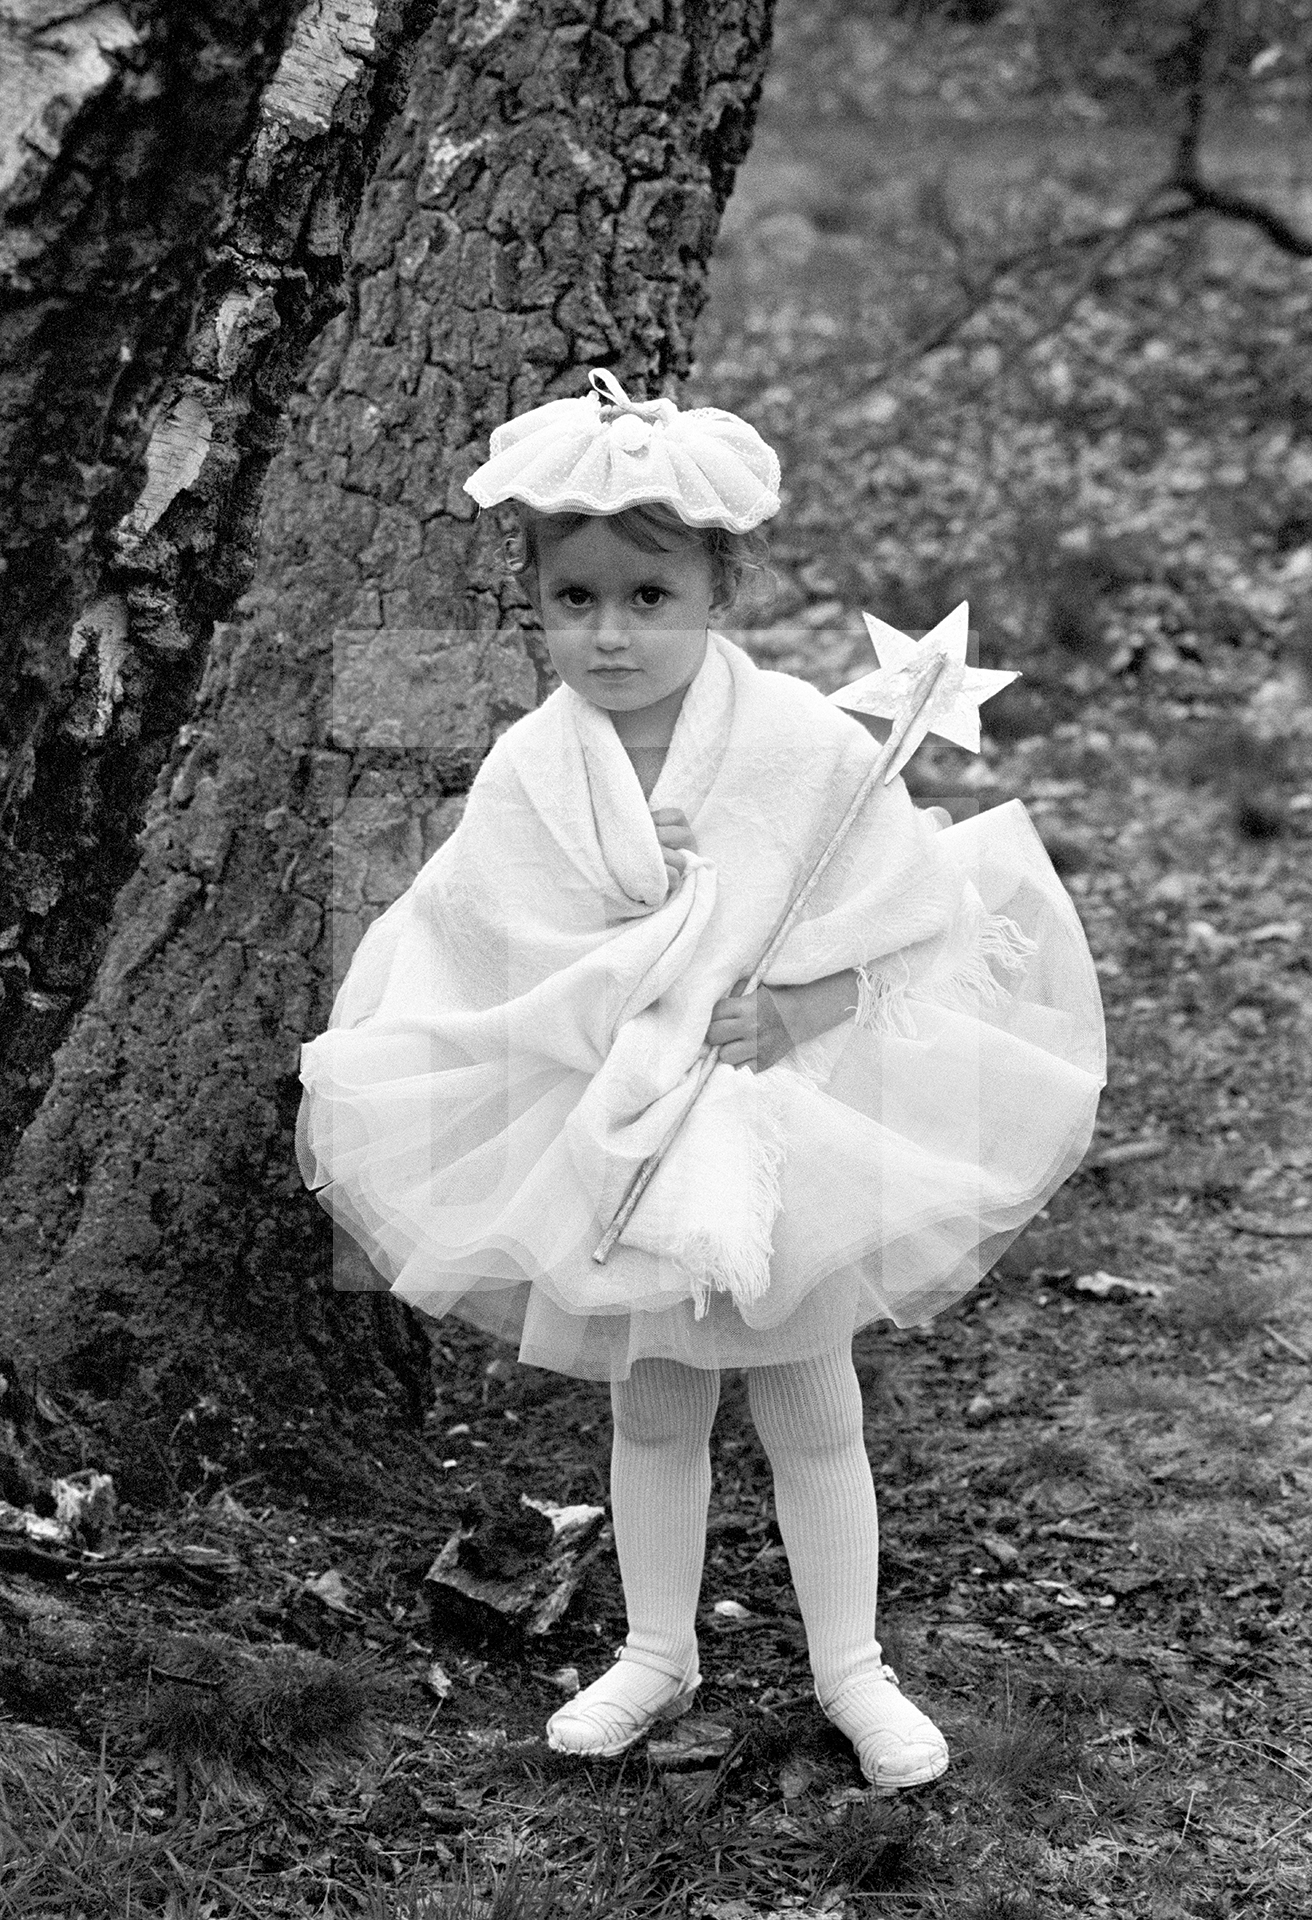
[297,634,1105,1381]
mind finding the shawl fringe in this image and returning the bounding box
[666,1070,789,1317]
[854,951,917,1038]
[935,907,1039,1013]
[853,904,1038,1039]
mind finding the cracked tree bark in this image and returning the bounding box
[0,0,446,1173]
[0,0,775,1507]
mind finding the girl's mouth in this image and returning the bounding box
[590,665,639,676]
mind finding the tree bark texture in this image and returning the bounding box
[0,0,447,1174]
[0,0,775,1507]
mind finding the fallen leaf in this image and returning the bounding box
[825,1784,869,1808]
[34,1386,66,1425]
[521,1495,607,1541]
[1092,1138,1169,1168]
[425,1661,453,1701]
[0,1501,68,1545]
[1074,1270,1173,1300]
[304,1569,358,1613]
[1185,920,1236,957]
[981,1533,1022,1569]
[693,1897,757,1920]
[207,1489,256,1525]
[780,1756,823,1799]
[648,1716,734,1770]
[1034,1578,1090,1607]
[52,1471,116,1545]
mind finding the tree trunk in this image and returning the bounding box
[0,0,775,1509]
[0,0,446,1173]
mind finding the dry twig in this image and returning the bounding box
[851,2,1309,402]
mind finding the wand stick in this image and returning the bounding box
[592,650,949,1265]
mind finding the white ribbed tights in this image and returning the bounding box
[608,1346,882,1703]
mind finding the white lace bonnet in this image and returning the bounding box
[462,368,781,533]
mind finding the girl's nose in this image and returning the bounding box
[594,607,636,648]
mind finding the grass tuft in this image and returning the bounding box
[135,1630,394,1818]
[1011,1436,1097,1484]
[0,1751,248,1920]
[1133,1507,1287,1576]
[721,1703,816,1777]
[1087,1371,1192,1415]
[958,1671,1081,1811]
[378,1851,607,1920]
[1175,1259,1298,1336]
[825,1794,918,1892]
[1172,1263,1298,1339]
[1019,1659,1154,1727]
[961,1890,1048,1920]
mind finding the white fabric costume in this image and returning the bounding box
[296,628,1105,1381]
[296,368,1106,1782]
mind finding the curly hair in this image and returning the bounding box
[503,502,772,612]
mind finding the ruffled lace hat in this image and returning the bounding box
[463,368,781,533]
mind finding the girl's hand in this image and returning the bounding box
[705,979,794,1072]
[651,807,696,889]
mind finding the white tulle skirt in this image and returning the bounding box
[297,799,1104,1381]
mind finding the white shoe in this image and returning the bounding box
[546,1657,700,1758]
[821,1664,949,1790]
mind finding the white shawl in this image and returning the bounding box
[298,633,1031,1320]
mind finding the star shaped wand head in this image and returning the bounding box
[828,601,1020,781]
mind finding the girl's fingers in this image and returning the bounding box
[709,995,750,1024]
[651,808,695,854]
[705,1016,743,1046]
[706,997,757,1059]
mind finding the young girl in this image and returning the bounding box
[297,369,1105,1789]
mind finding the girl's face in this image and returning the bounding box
[534,516,715,727]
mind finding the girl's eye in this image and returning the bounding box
[635,586,667,608]
[558,587,592,609]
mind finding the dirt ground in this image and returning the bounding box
[4,8,1312,1917]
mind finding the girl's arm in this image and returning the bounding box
[706,970,858,1071]
[763,970,859,1052]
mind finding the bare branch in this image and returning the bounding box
[850,5,1309,405]
[1163,0,1312,260]
[971,193,1169,390]
[1171,0,1223,186]
[1161,176,1312,259]
[853,184,1181,391]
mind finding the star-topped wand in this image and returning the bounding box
[826,600,1018,762]
[591,602,1019,1266]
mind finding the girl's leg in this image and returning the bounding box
[611,1356,720,1680]
[747,1346,947,1789]
[547,1357,718,1754]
